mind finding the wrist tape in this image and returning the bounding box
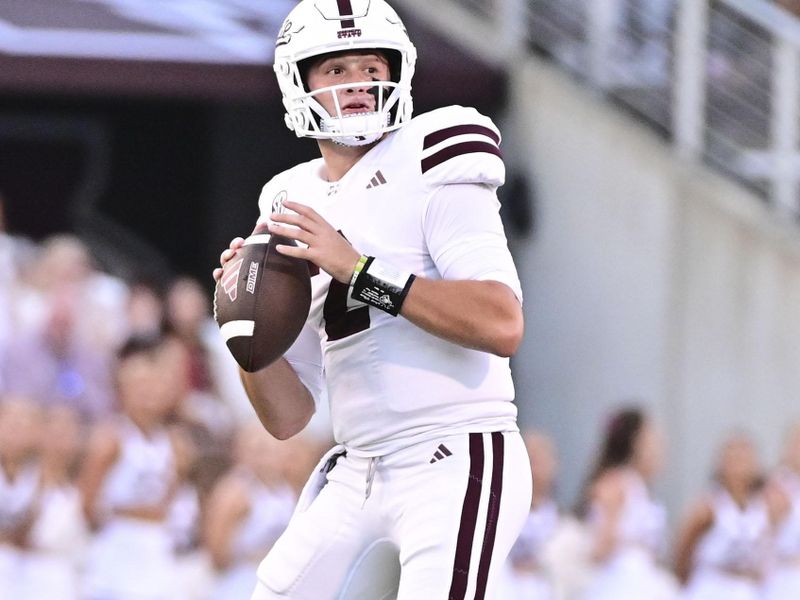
[350,256,416,316]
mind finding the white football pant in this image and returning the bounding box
[251,430,532,600]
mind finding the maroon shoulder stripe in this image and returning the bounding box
[448,433,484,600]
[474,432,505,599]
[423,124,500,150]
[337,0,356,29]
[421,141,502,174]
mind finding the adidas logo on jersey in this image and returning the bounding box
[429,444,453,464]
[366,170,387,189]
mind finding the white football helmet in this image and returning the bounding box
[273,0,417,146]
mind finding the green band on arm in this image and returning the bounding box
[349,254,370,287]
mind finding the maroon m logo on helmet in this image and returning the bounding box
[222,258,244,302]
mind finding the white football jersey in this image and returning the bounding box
[258,105,522,456]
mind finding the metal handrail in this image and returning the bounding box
[434,0,800,216]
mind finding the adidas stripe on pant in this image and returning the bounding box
[252,431,532,600]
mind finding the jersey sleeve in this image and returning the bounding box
[416,106,505,189]
[422,182,522,302]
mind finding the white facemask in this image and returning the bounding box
[320,111,390,146]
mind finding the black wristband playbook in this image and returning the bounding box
[350,255,416,316]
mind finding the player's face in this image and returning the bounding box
[306,52,391,117]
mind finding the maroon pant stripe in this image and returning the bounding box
[337,0,355,28]
[448,433,484,600]
[473,432,505,599]
[421,141,503,174]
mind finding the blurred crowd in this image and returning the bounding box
[0,198,330,600]
[502,413,800,600]
[2,204,800,600]
[2,222,800,600]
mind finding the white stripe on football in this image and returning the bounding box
[220,319,255,341]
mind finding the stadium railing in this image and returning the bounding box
[402,0,800,218]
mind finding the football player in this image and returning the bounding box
[213,1,531,598]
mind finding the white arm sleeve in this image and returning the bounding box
[283,323,324,405]
[423,183,522,302]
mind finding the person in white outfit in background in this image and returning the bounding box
[25,404,88,600]
[579,407,678,600]
[206,420,297,600]
[761,423,800,600]
[674,432,770,600]
[79,335,192,600]
[502,430,596,599]
[0,396,41,600]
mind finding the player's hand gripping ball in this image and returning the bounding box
[214,228,311,372]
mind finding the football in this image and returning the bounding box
[213,230,311,372]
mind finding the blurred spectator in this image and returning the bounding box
[125,279,166,339]
[26,404,88,600]
[0,395,42,600]
[279,431,329,497]
[3,235,128,419]
[158,332,212,600]
[159,330,233,512]
[166,462,212,600]
[762,423,800,599]
[160,328,234,442]
[674,432,770,600]
[78,335,192,600]
[578,407,677,600]
[501,430,592,600]
[165,276,252,426]
[205,419,296,600]
[17,285,115,418]
[30,235,128,351]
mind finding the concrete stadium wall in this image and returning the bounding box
[506,58,800,523]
